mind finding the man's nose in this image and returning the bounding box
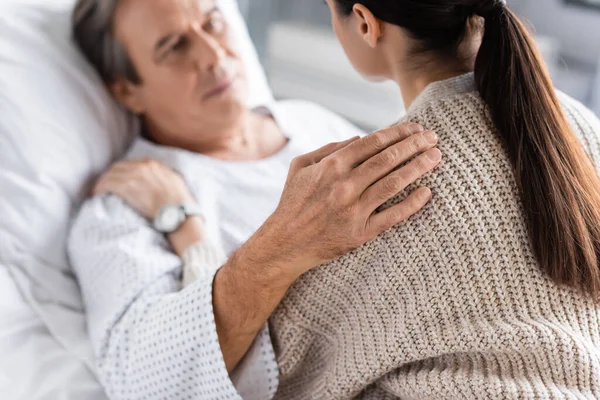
[191,30,227,71]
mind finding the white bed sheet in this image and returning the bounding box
[0,263,106,400]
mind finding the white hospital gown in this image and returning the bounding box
[68,100,364,400]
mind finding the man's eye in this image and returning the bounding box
[169,37,188,52]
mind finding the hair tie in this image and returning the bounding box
[475,0,507,18]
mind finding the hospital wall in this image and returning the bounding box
[241,0,600,128]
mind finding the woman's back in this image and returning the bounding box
[270,74,600,399]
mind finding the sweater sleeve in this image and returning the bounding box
[68,195,278,400]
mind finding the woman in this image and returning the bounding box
[267,0,600,398]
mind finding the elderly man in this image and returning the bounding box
[68,0,441,399]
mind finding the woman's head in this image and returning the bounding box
[328,0,600,299]
[325,0,499,80]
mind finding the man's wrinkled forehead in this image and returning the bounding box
[114,0,217,48]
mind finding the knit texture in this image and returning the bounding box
[269,74,600,400]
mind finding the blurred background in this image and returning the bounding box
[237,0,600,131]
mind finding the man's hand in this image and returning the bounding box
[246,122,440,280]
[214,123,441,371]
[93,159,204,256]
[93,158,195,221]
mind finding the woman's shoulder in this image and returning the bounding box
[404,87,600,154]
[556,92,600,153]
[556,91,600,128]
[402,90,498,157]
[403,87,486,122]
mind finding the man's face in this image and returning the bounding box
[112,0,249,145]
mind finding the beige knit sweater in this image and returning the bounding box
[268,74,600,400]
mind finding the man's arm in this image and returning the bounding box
[177,124,442,372]
[171,219,292,373]
[69,195,277,400]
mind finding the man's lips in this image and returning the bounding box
[202,76,237,100]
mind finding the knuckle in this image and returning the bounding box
[391,122,423,140]
[144,159,158,168]
[403,166,420,185]
[411,193,427,209]
[333,181,354,203]
[367,133,387,151]
[377,150,397,168]
[290,156,302,167]
[391,166,412,188]
[406,190,428,209]
[416,153,434,171]
[411,155,427,172]
[409,134,425,153]
[405,122,425,134]
[137,166,150,177]
[324,155,344,172]
[385,175,405,194]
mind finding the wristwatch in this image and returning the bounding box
[153,203,204,234]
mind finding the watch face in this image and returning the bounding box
[156,206,184,233]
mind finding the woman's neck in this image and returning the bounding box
[392,62,473,109]
[386,19,481,109]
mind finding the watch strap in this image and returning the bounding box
[181,203,204,221]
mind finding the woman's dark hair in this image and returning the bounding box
[334,0,600,297]
[73,0,141,84]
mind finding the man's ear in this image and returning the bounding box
[352,4,383,48]
[109,79,145,114]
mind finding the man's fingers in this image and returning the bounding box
[335,123,425,167]
[360,147,441,210]
[353,130,438,191]
[106,159,157,176]
[310,136,361,164]
[93,162,141,195]
[292,136,361,170]
[109,162,135,173]
[92,175,129,196]
[92,177,116,196]
[103,160,137,173]
[367,187,432,235]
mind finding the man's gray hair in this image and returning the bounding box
[73,0,141,84]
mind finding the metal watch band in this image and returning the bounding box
[181,203,204,221]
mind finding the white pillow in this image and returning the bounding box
[0,0,273,275]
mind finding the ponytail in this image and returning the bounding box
[474,4,600,297]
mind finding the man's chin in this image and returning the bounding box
[204,94,248,120]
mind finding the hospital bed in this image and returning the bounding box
[0,1,272,398]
